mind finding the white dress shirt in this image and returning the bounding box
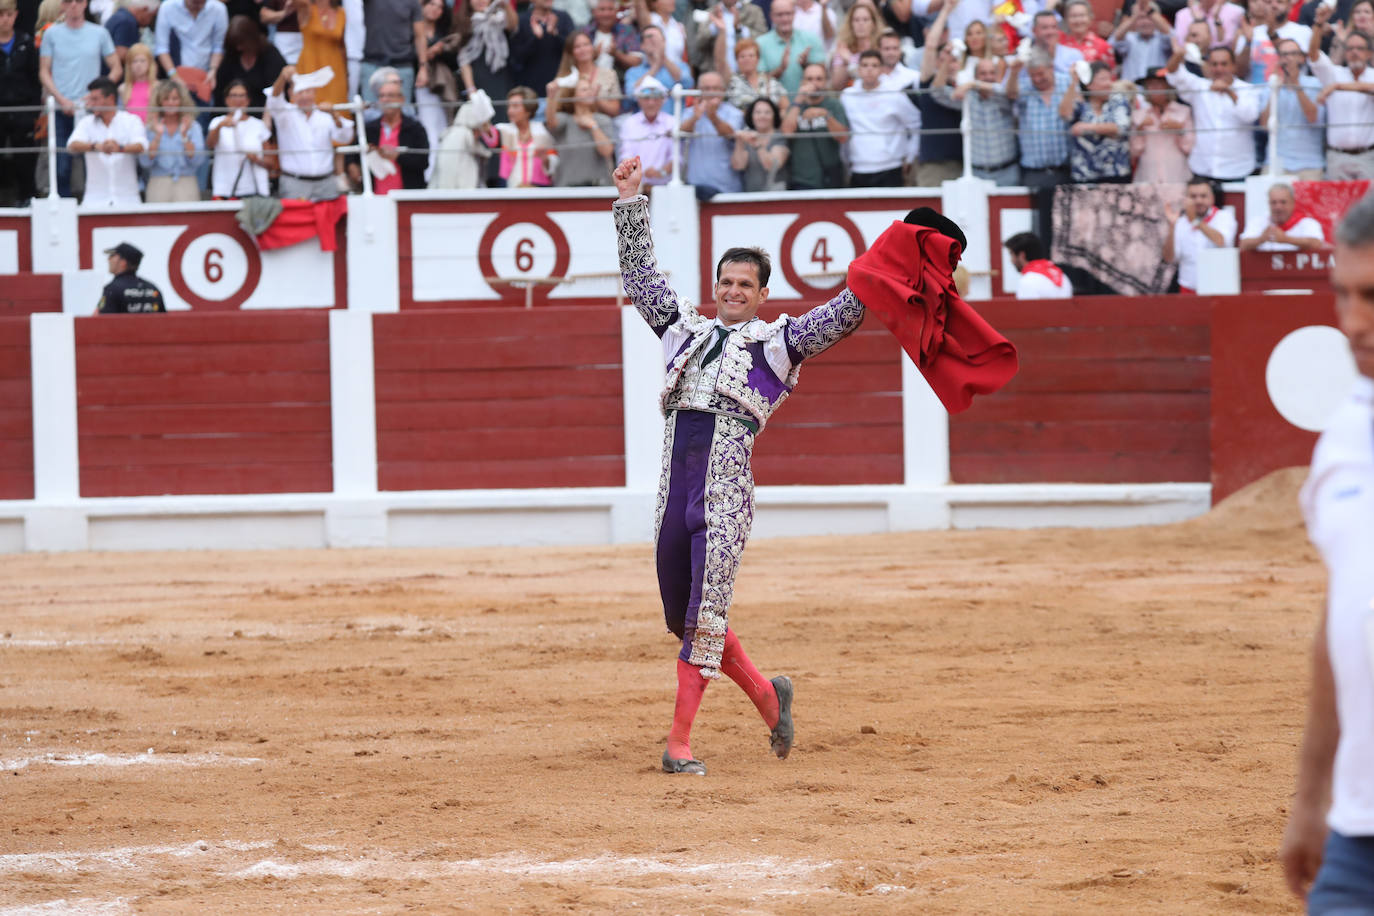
[1165,69,1261,179]
[266,86,356,178]
[1300,375,1374,837]
[69,110,146,208]
[1172,207,1238,290]
[1240,214,1326,251]
[1310,53,1374,151]
[841,83,922,173]
[209,114,272,198]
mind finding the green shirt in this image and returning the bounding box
[787,97,847,190]
[755,29,828,96]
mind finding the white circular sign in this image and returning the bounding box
[179,232,251,302]
[490,223,557,280]
[789,221,856,285]
[1265,325,1358,432]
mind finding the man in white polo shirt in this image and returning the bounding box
[1280,191,1374,913]
[1163,177,1237,294]
[1005,231,1073,299]
[1310,4,1374,180]
[1239,183,1327,252]
[1164,38,1260,182]
[67,77,145,207]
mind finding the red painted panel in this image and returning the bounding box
[951,420,1210,453]
[967,392,1210,423]
[0,274,62,316]
[376,397,624,430]
[75,312,332,497]
[956,452,1211,484]
[378,427,625,462]
[1238,250,1333,294]
[750,454,904,486]
[373,367,622,402]
[380,309,619,339]
[0,215,32,273]
[0,316,33,499]
[380,458,625,490]
[374,336,618,371]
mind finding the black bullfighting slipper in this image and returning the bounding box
[769,675,794,759]
[661,749,707,776]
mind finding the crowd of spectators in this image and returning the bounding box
[0,0,1370,221]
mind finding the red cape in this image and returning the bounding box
[254,198,348,252]
[847,221,1018,414]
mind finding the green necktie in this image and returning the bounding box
[701,326,730,366]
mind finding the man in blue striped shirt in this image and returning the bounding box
[1008,48,1070,237]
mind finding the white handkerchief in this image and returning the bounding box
[367,149,398,180]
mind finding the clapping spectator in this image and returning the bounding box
[757,0,827,95]
[1173,0,1245,49]
[1060,61,1131,182]
[208,79,273,198]
[698,0,768,75]
[142,78,206,202]
[492,85,555,187]
[1164,39,1259,181]
[623,23,693,111]
[512,0,573,95]
[842,48,920,186]
[1239,0,1312,83]
[582,0,641,78]
[267,64,356,200]
[1060,0,1114,69]
[215,16,286,110]
[120,42,156,121]
[547,31,620,117]
[830,0,879,88]
[1163,177,1235,294]
[1131,70,1195,183]
[1330,0,1374,65]
[456,0,515,103]
[681,69,743,197]
[634,0,687,67]
[39,0,121,199]
[1266,38,1325,179]
[155,0,228,104]
[951,55,1020,184]
[618,77,676,184]
[732,96,789,189]
[293,0,347,106]
[1112,0,1174,83]
[782,60,848,189]
[67,77,145,207]
[545,73,616,185]
[1310,2,1374,179]
[725,38,789,113]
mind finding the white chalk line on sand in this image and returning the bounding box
[0,898,133,916]
[0,752,263,771]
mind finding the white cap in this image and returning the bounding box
[292,66,335,93]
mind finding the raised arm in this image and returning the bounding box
[612,156,683,336]
[783,288,866,364]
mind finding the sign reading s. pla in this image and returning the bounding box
[1269,250,1332,272]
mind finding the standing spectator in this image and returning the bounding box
[0,0,40,207]
[207,78,273,198]
[1111,0,1173,83]
[1329,0,1374,66]
[1266,37,1325,178]
[1173,0,1246,49]
[782,60,848,189]
[39,0,120,199]
[618,76,676,184]
[724,37,789,112]
[950,55,1020,185]
[633,0,687,71]
[1007,49,1071,236]
[142,78,205,202]
[623,23,693,112]
[261,0,303,65]
[510,0,573,99]
[1131,70,1195,183]
[360,0,427,106]
[1060,0,1114,68]
[342,0,362,97]
[914,13,966,185]
[548,31,620,116]
[757,0,827,96]
[1242,0,1312,83]
[67,76,144,206]
[555,0,591,29]
[545,73,617,185]
[829,0,879,88]
[877,27,918,88]
[491,85,554,187]
[1163,177,1236,294]
[910,0,994,54]
[582,0,640,79]
[416,0,458,167]
[456,0,514,103]
[791,0,836,51]
[105,0,157,65]
[1311,4,1374,179]
[959,20,993,75]
[1005,231,1074,299]
[120,42,156,120]
[681,69,743,197]
[697,0,767,76]
[294,0,348,106]
[732,95,788,189]
[1060,60,1131,182]
[348,77,428,190]
[154,0,227,99]
[267,65,356,199]
[1164,41,1259,182]
[1025,10,1086,75]
[1239,182,1327,250]
[215,15,286,110]
[841,48,921,186]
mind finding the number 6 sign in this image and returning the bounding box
[477,211,571,306]
[778,216,866,299]
[167,228,262,310]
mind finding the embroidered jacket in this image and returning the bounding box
[613,194,866,432]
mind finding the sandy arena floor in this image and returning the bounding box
[0,469,1325,914]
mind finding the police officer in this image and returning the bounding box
[98,243,166,314]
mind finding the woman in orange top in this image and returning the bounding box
[293,0,348,106]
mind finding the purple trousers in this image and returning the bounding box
[654,409,757,677]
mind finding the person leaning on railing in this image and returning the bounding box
[208,78,274,199]
[141,78,207,202]
[67,76,145,207]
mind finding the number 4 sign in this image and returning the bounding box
[779,217,865,300]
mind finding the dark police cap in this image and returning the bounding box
[903,207,967,256]
[104,242,144,268]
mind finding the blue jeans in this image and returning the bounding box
[1310,831,1374,915]
[54,111,75,199]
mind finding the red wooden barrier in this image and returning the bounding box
[373,308,626,489]
[1238,250,1333,295]
[75,312,333,497]
[0,317,33,500]
[950,297,1212,484]
[0,274,62,316]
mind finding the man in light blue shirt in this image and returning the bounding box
[155,0,227,87]
[38,0,120,198]
[1266,38,1327,179]
[623,24,693,113]
[755,0,826,96]
[682,70,743,198]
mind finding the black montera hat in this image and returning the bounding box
[903,207,968,256]
[104,242,143,268]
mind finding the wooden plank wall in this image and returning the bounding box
[750,306,903,485]
[0,275,62,317]
[75,313,333,497]
[373,308,626,489]
[949,297,1211,484]
[0,317,33,499]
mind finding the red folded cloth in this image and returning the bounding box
[847,221,1018,414]
[254,197,348,252]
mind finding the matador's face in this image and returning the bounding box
[714,262,769,325]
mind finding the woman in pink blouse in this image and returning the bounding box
[1130,71,1195,184]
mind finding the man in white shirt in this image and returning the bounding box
[618,77,676,185]
[877,28,918,89]
[67,77,145,207]
[1310,4,1374,180]
[1279,192,1374,912]
[1239,183,1327,252]
[1164,39,1261,181]
[1005,231,1073,299]
[1163,177,1237,293]
[267,65,356,201]
[841,49,921,186]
